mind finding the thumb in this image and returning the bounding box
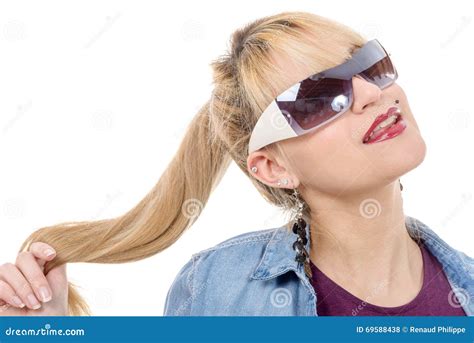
[44,263,69,315]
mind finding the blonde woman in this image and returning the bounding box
[0,11,472,316]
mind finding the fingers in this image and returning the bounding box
[0,262,42,310]
[45,263,68,314]
[0,242,59,314]
[15,251,53,304]
[28,242,56,271]
[0,279,26,309]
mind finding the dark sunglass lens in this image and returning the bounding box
[359,55,397,88]
[277,78,351,130]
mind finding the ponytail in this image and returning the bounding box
[19,101,231,315]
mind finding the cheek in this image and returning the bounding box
[289,125,369,191]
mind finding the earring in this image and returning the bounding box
[399,179,403,191]
[251,166,257,173]
[290,188,312,279]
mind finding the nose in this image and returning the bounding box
[351,75,382,113]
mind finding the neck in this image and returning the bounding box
[303,180,423,306]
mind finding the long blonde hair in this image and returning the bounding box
[19,11,367,315]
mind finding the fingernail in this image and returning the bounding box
[44,249,56,257]
[39,287,52,302]
[27,293,41,309]
[12,295,25,308]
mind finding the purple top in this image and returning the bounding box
[309,243,467,316]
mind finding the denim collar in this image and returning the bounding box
[250,215,473,315]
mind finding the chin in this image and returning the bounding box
[391,136,427,179]
[367,130,427,183]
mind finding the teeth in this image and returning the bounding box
[364,109,402,142]
[369,114,398,138]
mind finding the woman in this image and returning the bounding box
[0,11,472,316]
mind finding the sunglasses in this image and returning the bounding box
[248,39,398,154]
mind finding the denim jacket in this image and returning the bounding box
[163,215,474,316]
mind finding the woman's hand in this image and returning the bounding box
[0,242,68,316]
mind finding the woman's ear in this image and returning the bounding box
[247,152,298,188]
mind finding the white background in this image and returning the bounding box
[0,0,473,315]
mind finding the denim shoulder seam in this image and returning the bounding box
[191,229,276,258]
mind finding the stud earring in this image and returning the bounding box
[251,166,257,173]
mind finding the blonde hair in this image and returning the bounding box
[19,11,367,315]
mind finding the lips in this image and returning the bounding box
[362,106,402,144]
